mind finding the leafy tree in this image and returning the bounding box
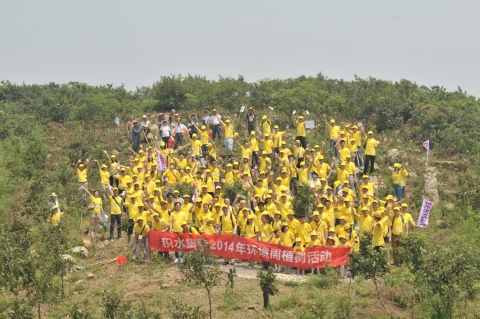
[418,243,480,319]
[292,185,315,218]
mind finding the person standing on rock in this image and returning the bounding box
[362,130,379,175]
[399,162,409,200]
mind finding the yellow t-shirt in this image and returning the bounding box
[392,171,402,184]
[219,213,236,235]
[244,223,259,238]
[295,120,306,137]
[48,212,64,226]
[77,168,88,183]
[281,230,295,247]
[261,140,274,154]
[133,223,150,237]
[313,161,330,178]
[99,169,110,184]
[272,131,286,148]
[169,210,187,233]
[151,218,169,231]
[262,120,271,135]
[372,221,385,247]
[365,138,378,156]
[336,168,348,184]
[125,201,139,220]
[200,224,216,235]
[328,125,341,140]
[358,215,374,233]
[89,195,102,214]
[109,196,123,215]
[295,223,312,245]
[391,215,404,235]
[259,223,273,242]
[200,130,209,144]
[224,125,233,139]
[190,139,202,156]
[271,236,282,245]
[250,138,259,152]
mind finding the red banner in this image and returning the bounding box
[148,231,350,268]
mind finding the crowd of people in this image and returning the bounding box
[48,107,414,272]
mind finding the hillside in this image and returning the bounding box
[0,76,480,318]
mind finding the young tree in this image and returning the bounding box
[178,239,221,319]
[349,233,391,318]
[256,267,279,309]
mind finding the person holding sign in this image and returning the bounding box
[390,207,406,265]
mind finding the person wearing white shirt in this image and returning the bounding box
[174,120,188,149]
[202,110,210,126]
[210,109,222,140]
[159,120,172,145]
[140,115,151,133]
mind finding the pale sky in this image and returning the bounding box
[1,0,479,97]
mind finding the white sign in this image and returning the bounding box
[239,105,246,113]
[246,92,250,97]
[292,110,296,115]
[115,117,120,125]
[417,199,434,228]
[306,121,315,129]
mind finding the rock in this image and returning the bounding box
[374,163,379,170]
[86,272,94,279]
[435,160,455,165]
[111,150,120,155]
[99,240,110,249]
[436,220,450,228]
[445,203,455,210]
[387,166,394,171]
[75,280,84,284]
[399,151,408,160]
[409,172,418,178]
[61,254,74,262]
[383,137,388,142]
[72,246,89,258]
[387,149,400,159]
[74,292,79,295]
[369,176,378,184]
[423,171,439,202]
[161,284,171,289]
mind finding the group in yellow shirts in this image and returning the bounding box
[57,107,417,271]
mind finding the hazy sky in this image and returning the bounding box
[1,0,479,97]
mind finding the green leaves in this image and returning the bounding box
[257,267,279,296]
